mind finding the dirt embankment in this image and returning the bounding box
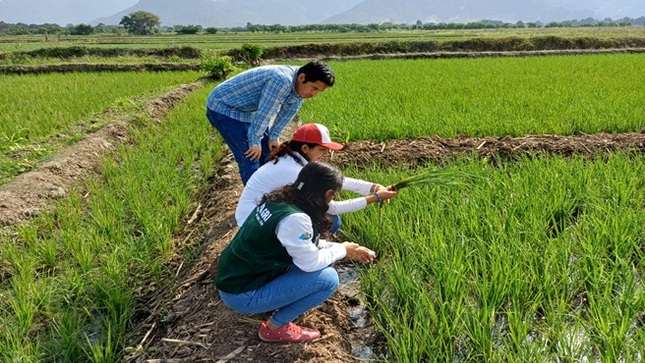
[0,63,201,75]
[4,46,645,75]
[0,83,199,227]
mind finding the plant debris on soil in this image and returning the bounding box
[2,82,645,362]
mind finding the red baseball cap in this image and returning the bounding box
[292,123,344,151]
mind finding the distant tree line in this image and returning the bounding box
[1,15,643,36]
[241,17,645,33]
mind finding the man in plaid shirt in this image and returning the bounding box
[206,60,335,185]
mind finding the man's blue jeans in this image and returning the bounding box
[218,265,339,326]
[207,109,271,185]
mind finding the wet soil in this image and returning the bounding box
[2,85,645,362]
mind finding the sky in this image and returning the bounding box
[1,0,643,26]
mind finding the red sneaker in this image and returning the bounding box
[258,321,321,343]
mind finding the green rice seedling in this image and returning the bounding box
[0,318,42,361]
[48,310,87,362]
[0,85,223,361]
[339,153,645,361]
[84,323,115,363]
[302,54,645,142]
[392,167,473,191]
[18,223,59,272]
[69,235,95,274]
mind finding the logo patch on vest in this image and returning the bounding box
[298,232,312,241]
[255,203,272,226]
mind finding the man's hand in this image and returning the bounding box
[268,140,280,152]
[244,146,262,160]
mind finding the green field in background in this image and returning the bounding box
[1,26,644,52]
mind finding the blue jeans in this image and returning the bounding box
[329,214,341,235]
[218,266,339,326]
[207,109,271,185]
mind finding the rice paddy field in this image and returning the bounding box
[0,70,202,183]
[301,54,645,139]
[1,40,645,362]
[2,26,645,52]
[313,54,645,361]
[342,155,645,362]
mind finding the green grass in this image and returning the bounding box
[1,26,644,52]
[0,70,202,183]
[302,54,645,140]
[341,154,645,362]
[0,85,222,362]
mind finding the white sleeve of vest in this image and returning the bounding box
[276,213,346,272]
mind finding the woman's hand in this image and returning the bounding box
[342,242,376,263]
[367,187,398,205]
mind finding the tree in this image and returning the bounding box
[120,11,161,35]
[239,43,263,66]
[70,24,94,35]
[176,25,202,34]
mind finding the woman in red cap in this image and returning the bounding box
[235,123,397,233]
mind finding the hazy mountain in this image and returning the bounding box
[324,0,645,24]
[1,0,643,27]
[322,0,591,24]
[543,0,645,19]
[0,0,137,25]
[93,0,223,27]
[92,0,365,27]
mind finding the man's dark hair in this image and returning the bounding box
[297,60,335,87]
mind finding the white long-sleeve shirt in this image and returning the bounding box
[276,212,346,272]
[235,154,373,226]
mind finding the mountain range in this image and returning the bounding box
[0,0,643,27]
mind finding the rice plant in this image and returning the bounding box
[341,153,645,361]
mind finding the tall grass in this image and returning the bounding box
[341,154,645,362]
[302,54,645,140]
[0,71,201,148]
[0,70,201,183]
[0,85,222,362]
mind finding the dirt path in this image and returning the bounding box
[2,84,645,361]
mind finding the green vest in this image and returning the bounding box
[215,200,320,294]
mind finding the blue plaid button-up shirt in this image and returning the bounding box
[206,65,305,147]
